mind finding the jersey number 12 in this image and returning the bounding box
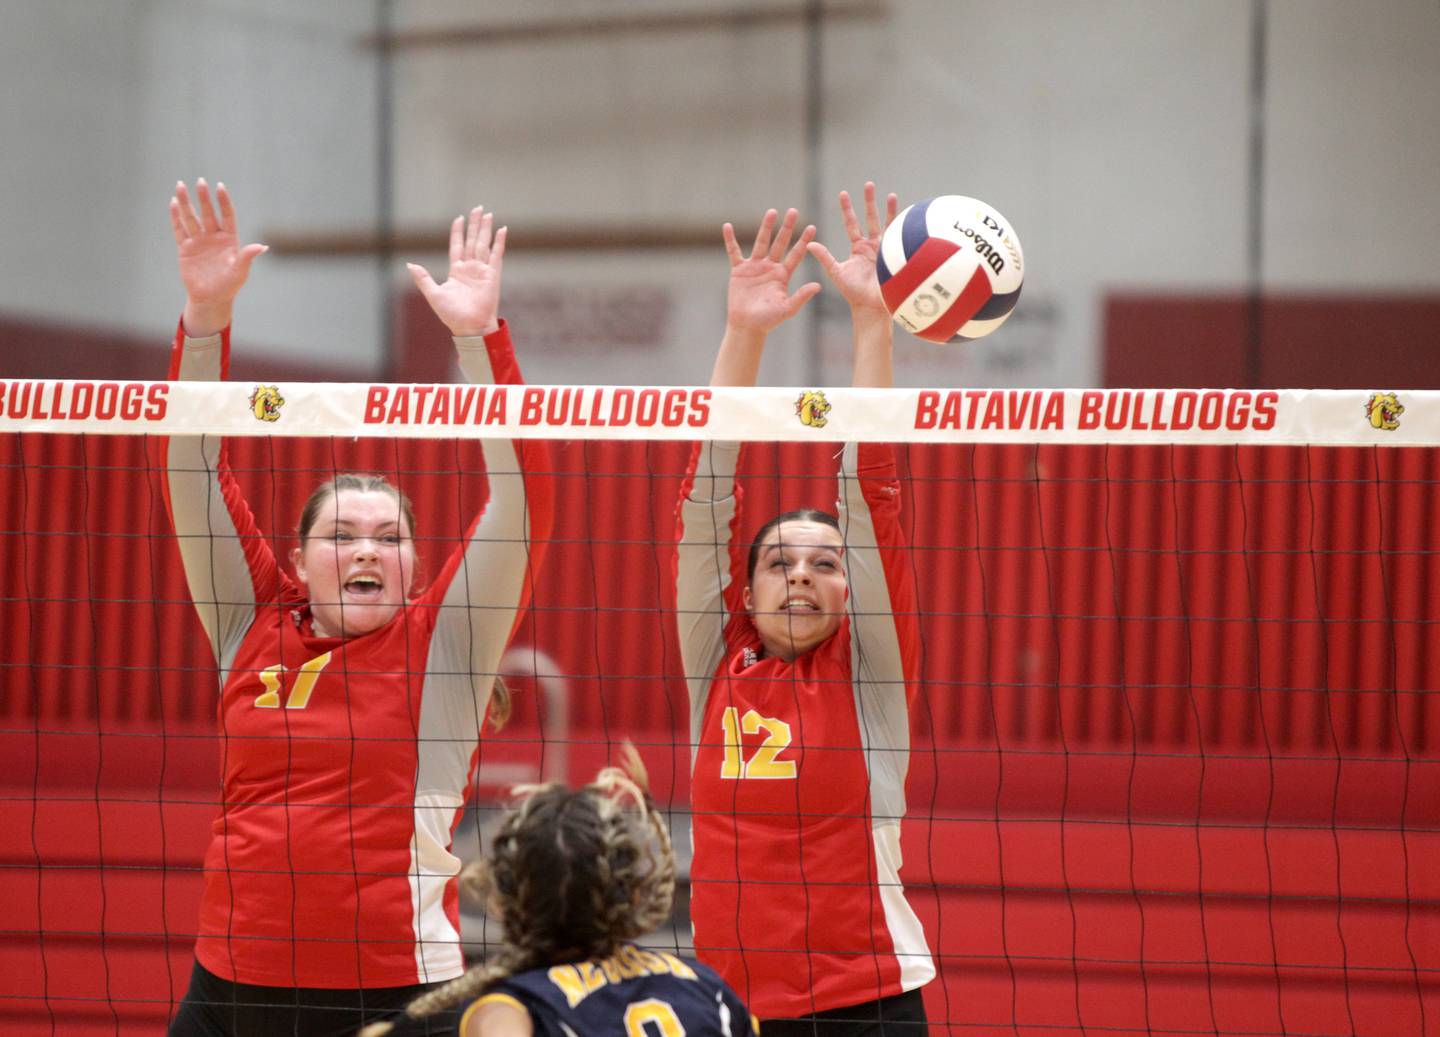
[719,707,797,779]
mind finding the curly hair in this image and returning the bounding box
[360,746,675,1036]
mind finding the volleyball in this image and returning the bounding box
[877,195,1024,343]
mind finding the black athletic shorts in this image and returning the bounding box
[167,958,451,1037]
[759,988,928,1037]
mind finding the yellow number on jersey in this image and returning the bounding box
[624,999,686,1037]
[719,706,797,780]
[253,651,334,709]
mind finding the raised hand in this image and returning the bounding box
[407,207,505,338]
[807,182,898,315]
[723,208,821,335]
[170,180,267,337]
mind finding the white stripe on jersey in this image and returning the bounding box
[410,790,467,981]
[872,821,937,991]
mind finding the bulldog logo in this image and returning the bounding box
[249,385,285,423]
[795,389,832,429]
[1364,391,1403,431]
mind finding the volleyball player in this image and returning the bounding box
[162,180,553,1036]
[360,748,757,1037]
[675,184,935,1036]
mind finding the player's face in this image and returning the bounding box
[292,489,417,639]
[743,520,848,661]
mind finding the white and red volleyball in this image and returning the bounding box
[877,195,1024,343]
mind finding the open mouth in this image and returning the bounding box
[344,575,385,601]
[781,598,819,612]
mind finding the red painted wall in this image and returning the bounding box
[1104,294,1440,389]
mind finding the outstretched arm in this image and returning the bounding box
[675,435,742,744]
[413,209,552,719]
[711,207,820,387]
[813,185,920,815]
[675,207,820,737]
[164,180,276,671]
[807,181,899,388]
[810,182,914,699]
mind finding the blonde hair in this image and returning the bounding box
[361,746,675,1036]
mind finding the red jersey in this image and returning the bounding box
[162,321,552,989]
[674,442,934,1018]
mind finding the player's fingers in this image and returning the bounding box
[234,243,269,278]
[488,225,507,269]
[783,224,817,274]
[473,210,493,263]
[885,192,899,227]
[168,198,189,245]
[838,191,861,242]
[195,179,221,233]
[722,223,743,267]
[862,182,881,238]
[806,240,839,279]
[173,182,202,238]
[769,208,800,262]
[784,281,822,319]
[407,262,438,297]
[750,209,777,260]
[466,206,485,261]
[448,215,464,266]
[216,183,240,235]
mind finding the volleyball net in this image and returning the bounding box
[1,380,1436,1036]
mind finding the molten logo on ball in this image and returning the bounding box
[877,195,1025,343]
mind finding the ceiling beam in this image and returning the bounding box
[261,223,756,256]
[361,2,884,50]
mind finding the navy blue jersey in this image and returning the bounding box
[462,945,755,1037]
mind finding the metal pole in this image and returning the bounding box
[804,0,824,382]
[377,0,396,379]
[1245,0,1268,389]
